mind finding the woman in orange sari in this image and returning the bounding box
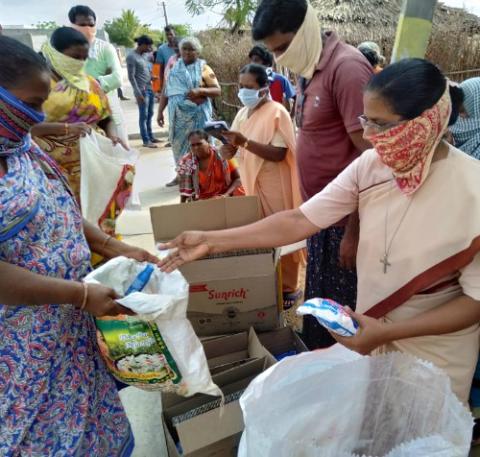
[177,130,241,202]
[221,64,304,309]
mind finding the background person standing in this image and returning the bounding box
[126,35,159,149]
[154,25,177,95]
[252,0,373,349]
[248,44,296,113]
[69,5,129,145]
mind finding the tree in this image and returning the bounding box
[105,10,191,47]
[105,9,144,47]
[170,24,192,38]
[35,21,60,30]
[185,0,258,33]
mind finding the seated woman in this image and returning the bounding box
[160,59,480,406]
[177,130,241,202]
[451,77,480,159]
[221,63,304,309]
[32,27,130,235]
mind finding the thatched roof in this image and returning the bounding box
[311,0,480,43]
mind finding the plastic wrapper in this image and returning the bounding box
[84,256,221,397]
[238,345,473,457]
[297,298,358,336]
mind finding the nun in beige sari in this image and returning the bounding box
[158,59,480,405]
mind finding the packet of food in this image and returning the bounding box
[85,256,221,397]
[297,298,359,337]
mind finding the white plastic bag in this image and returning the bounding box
[84,256,221,398]
[238,345,473,457]
[80,131,139,227]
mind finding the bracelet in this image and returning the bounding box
[65,123,69,135]
[80,283,88,311]
[242,139,250,150]
[102,235,112,250]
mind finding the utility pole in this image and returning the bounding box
[391,0,437,62]
[161,1,169,27]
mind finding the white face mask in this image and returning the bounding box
[275,3,322,80]
[238,88,267,109]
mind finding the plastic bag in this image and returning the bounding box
[84,256,221,397]
[238,345,473,457]
[79,131,139,228]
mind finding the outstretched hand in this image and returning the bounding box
[158,231,211,272]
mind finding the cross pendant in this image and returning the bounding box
[380,254,391,274]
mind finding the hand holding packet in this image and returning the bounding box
[204,120,229,144]
[297,298,359,337]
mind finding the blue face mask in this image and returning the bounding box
[238,88,267,109]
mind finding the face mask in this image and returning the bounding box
[71,24,97,44]
[364,86,452,195]
[41,41,89,92]
[238,88,267,109]
[0,86,46,145]
[275,3,322,80]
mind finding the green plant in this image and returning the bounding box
[105,10,192,47]
[104,9,143,47]
[171,24,193,39]
[185,0,258,33]
[35,21,60,30]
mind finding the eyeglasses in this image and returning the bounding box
[358,115,405,132]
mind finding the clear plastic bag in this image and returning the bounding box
[238,345,473,457]
[84,256,221,398]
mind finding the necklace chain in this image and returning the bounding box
[381,180,415,273]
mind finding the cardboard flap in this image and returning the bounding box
[175,401,243,455]
[256,327,309,357]
[248,328,277,363]
[203,331,276,369]
[179,252,276,282]
[163,358,267,421]
[150,196,261,242]
[203,332,249,368]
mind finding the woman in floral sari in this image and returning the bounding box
[157,37,221,186]
[0,35,160,457]
[31,27,131,236]
[177,130,241,202]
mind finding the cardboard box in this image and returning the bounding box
[151,197,281,336]
[256,327,309,360]
[162,330,276,456]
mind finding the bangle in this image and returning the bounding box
[242,139,250,150]
[80,283,88,311]
[65,123,69,135]
[102,235,112,250]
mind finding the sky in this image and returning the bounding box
[1,0,480,31]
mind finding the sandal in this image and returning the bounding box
[283,289,303,311]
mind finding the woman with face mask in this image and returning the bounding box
[160,58,480,405]
[0,36,161,456]
[31,27,129,237]
[221,63,304,310]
